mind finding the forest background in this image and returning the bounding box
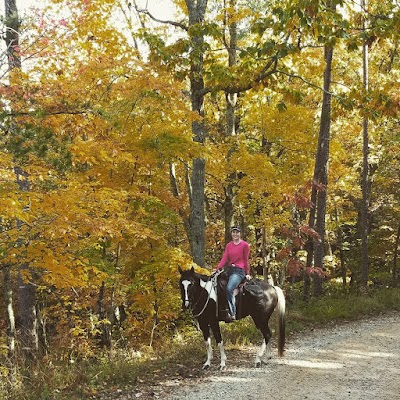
[0,0,399,398]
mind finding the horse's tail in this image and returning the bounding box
[273,286,286,357]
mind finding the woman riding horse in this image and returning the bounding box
[179,266,285,369]
[216,226,251,322]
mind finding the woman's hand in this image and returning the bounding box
[245,274,251,280]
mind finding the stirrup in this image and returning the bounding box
[225,314,236,323]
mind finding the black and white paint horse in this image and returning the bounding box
[179,266,285,370]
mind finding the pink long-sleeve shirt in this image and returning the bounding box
[217,240,250,274]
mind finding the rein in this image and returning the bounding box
[191,289,211,318]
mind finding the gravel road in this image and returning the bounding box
[157,312,400,400]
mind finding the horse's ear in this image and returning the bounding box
[190,266,195,273]
[178,266,183,274]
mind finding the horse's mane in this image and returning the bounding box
[195,272,211,282]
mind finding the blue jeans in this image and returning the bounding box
[226,267,245,317]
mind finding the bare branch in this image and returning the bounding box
[133,1,188,31]
[276,69,340,98]
[203,56,279,96]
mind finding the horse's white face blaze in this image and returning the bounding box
[181,280,191,308]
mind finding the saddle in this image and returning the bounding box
[215,271,246,321]
[214,272,266,322]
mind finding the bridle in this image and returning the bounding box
[185,280,210,318]
[181,271,222,318]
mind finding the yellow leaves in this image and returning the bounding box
[215,5,255,25]
[0,196,26,222]
[27,243,105,289]
[235,143,275,186]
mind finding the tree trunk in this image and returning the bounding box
[3,0,19,363]
[261,226,271,280]
[305,22,334,297]
[313,25,334,296]
[5,0,21,69]
[3,264,16,358]
[393,222,400,287]
[97,281,111,348]
[223,0,239,244]
[169,162,192,245]
[303,184,317,300]
[360,0,370,289]
[18,270,39,360]
[5,0,39,361]
[334,207,347,288]
[186,0,208,266]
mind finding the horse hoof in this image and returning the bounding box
[255,362,262,368]
[202,364,210,370]
[219,365,226,371]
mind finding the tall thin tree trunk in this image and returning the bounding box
[18,270,39,360]
[3,0,20,363]
[360,0,370,289]
[303,185,317,300]
[149,280,159,348]
[97,281,111,348]
[305,6,334,297]
[3,265,16,358]
[393,222,400,287]
[313,24,334,296]
[314,25,334,296]
[5,0,38,361]
[334,207,347,288]
[15,170,39,360]
[261,227,271,280]
[223,0,239,244]
[186,0,208,266]
[5,0,21,69]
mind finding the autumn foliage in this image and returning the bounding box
[0,0,399,367]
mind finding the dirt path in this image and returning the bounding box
[167,312,400,400]
[119,312,400,400]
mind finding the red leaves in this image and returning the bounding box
[282,192,313,209]
[305,266,326,277]
[276,247,291,261]
[287,258,305,277]
[58,19,68,28]
[300,225,320,241]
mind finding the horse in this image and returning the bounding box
[178,266,285,370]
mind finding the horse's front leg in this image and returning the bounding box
[210,319,226,371]
[203,337,213,370]
[198,319,213,370]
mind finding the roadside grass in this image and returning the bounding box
[3,286,400,400]
[288,286,400,328]
[222,286,400,347]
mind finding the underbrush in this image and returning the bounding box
[2,286,400,400]
[287,286,400,330]
[1,330,205,400]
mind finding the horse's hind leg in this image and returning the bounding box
[252,317,272,367]
[255,338,272,365]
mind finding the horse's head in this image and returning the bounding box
[178,266,198,310]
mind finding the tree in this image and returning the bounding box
[3,0,40,362]
[360,0,370,289]
[312,37,334,297]
[222,0,240,244]
[186,0,208,267]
